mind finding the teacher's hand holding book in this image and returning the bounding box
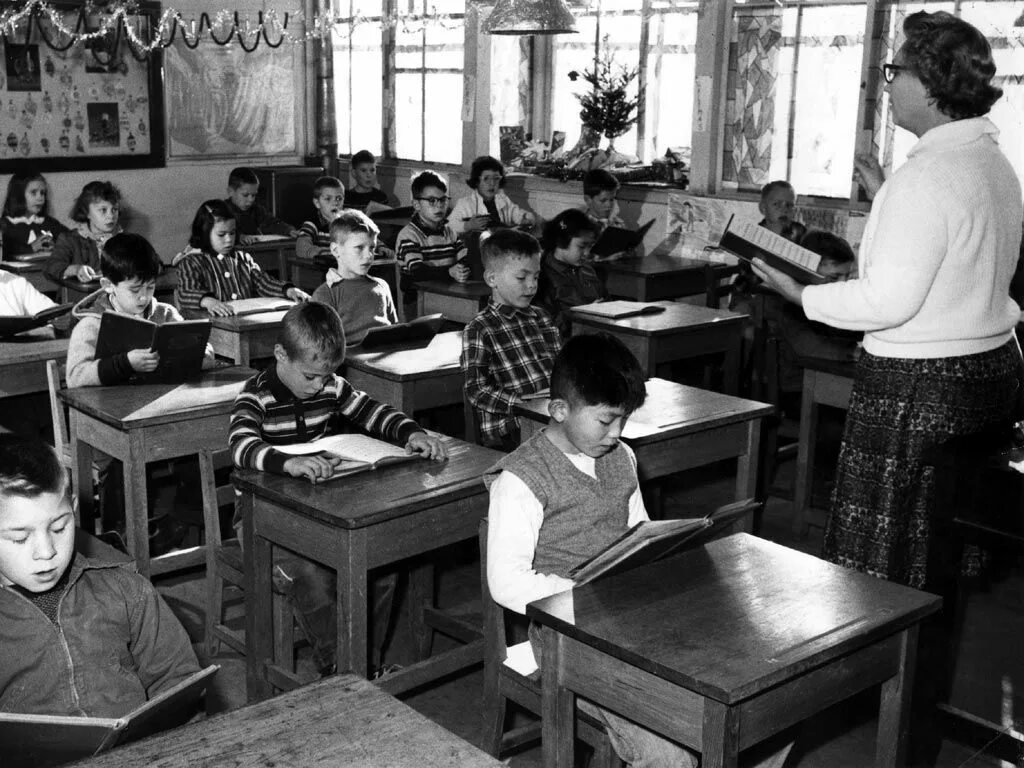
[751,258,806,306]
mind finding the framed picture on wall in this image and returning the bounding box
[0,1,165,172]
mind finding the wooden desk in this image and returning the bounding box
[236,434,502,700]
[516,378,771,505]
[246,238,295,279]
[0,333,68,397]
[414,279,491,325]
[598,252,724,302]
[567,301,748,391]
[208,310,287,366]
[59,366,255,577]
[529,533,941,768]
[0,259,60,295]
[793,356,856,536]
[67,673,503,768]
[344,331,463,415]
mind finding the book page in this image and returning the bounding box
[276,434,408,464]
[224,297,294,315]
[728,218,821,271]
[569,518,709,584]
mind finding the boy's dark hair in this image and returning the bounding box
[70,181,121,223]
[313,175,345,197]
[550,333,646,413]
[101,232,162,284]
[582,169,620,198]
[228,167,260,189]
[3,170,49,218]
[278,301,346,364]
[481,228,541,271]
[351,150,376,168]
[541,208,599,252]
[902,10,1000,120]
[0,434,65,499]
[801,230,855,265]
[189,199,235,250]
[411,170,448,198]
[760,180,794,201]
[467,155,506,190]
[329,209,380,243]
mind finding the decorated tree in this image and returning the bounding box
[569,41,640,153]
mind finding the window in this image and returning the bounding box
[333,0,465,163]
[544,0,697,163]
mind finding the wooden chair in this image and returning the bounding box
[199,448,300,683]
[703,262,741,310]
[478,519,621,766]
[46,358,72,467]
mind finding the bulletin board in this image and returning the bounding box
[0,1,165,172]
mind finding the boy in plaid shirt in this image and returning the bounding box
[461,229,561,451]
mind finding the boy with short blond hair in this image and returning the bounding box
[224,166,295,244]
[229,301,446,673]
[0,435,200,716]
[311,210,398,346]
[295,176,347,268]
[460,229,560,450]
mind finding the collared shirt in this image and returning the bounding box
[461,300,561,442]
[174,249,293,312]
[229,362,422,474]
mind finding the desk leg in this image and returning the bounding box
[723,336,741,395]
[408,560,435,660]
[701,700,740,768]
[243,493,274,701]
[793,370,819,537]
[69,416,95,532]
[124,432,152,577]
[877,626,918,768]
[238,343,251,369]
[337,530,369,676]
[541,627,574,768]
[735,419,762,532]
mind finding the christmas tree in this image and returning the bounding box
[569,40,640,151]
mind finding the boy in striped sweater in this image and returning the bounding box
[229,301,447,673]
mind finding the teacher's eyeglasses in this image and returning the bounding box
[882,63,906,84]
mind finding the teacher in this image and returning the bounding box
[755,10,1022,591]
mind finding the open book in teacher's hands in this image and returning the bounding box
[567,498,761,585]
[274,433,421,482]
[718,215,829,285]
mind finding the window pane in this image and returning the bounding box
[395,71,424,160]
[643,7,697,160]
[332,12,383,156]
[424,73,464,164]
[551,17,599,153]
[425,21,463,69]
[490,36,528,157]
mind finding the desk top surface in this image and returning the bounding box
[245,238,296,252]
[209,310,289,331]
[345,331,463,380]
[527,533,940,704]
[412,279,491,299]
[515,378,771,443]
[233,434,500,528]
[569,300,747,336]
[58,366,255,428]
[66,674,502,768]
[0,332,67,363]
[1,259,44,274]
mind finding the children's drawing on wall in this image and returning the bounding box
[165,41,297,158]
[4,44,41,92]
[667,193,732,244]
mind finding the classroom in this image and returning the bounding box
[1,0,1022,766]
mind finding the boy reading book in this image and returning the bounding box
[310,210,398,346]
[0,435,201,717]
[224,167,296,244]
[228,301,446,674]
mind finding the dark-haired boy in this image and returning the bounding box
[461,229,560,450]
[344,150,391,212]
[229,301,446,673]
[224,166,296,244]
[295,175,347,269]
[0,434,201,716]
[310,210,397,346]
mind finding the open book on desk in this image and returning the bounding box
[0,302,72,338]
[0,664,218,768]
[718,215,828,285]
[591,218,656,260]
[94,312,211,384]
[274,433,421,482]
[224,297,296,316]
[571,300,666,320]
[568,499,761,585]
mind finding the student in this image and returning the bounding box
[581,169,630,261]
[310,210,397,347]
[343,150,391,212]
[536,209,605,337]
[67,232,215,387]
[0,434,200,717]
[229,301,447,673]
[295,175,347,268]
[0,267,56,318]
[449,156,534,235]
[176,200,309,317]
[44,181,122,283]
[461,229,560,450]
[1,170,67,257]
[758,180,808,242]
[396,170,469,306]
[224,166,295,243]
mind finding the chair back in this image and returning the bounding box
[46,359,69,463]
[479,518,510,667]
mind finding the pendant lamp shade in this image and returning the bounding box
[484,0,577,35]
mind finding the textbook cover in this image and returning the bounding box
[357,313,443,350]
[591,219,656,260]
[94,313,211,383]
[0,303,72,338]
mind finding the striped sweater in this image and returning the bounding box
[396,214,466,284]
[229,363,423,474]
[295,215,332,267]
[175,249,293,313]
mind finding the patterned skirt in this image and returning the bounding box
[822,340,1019,589]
